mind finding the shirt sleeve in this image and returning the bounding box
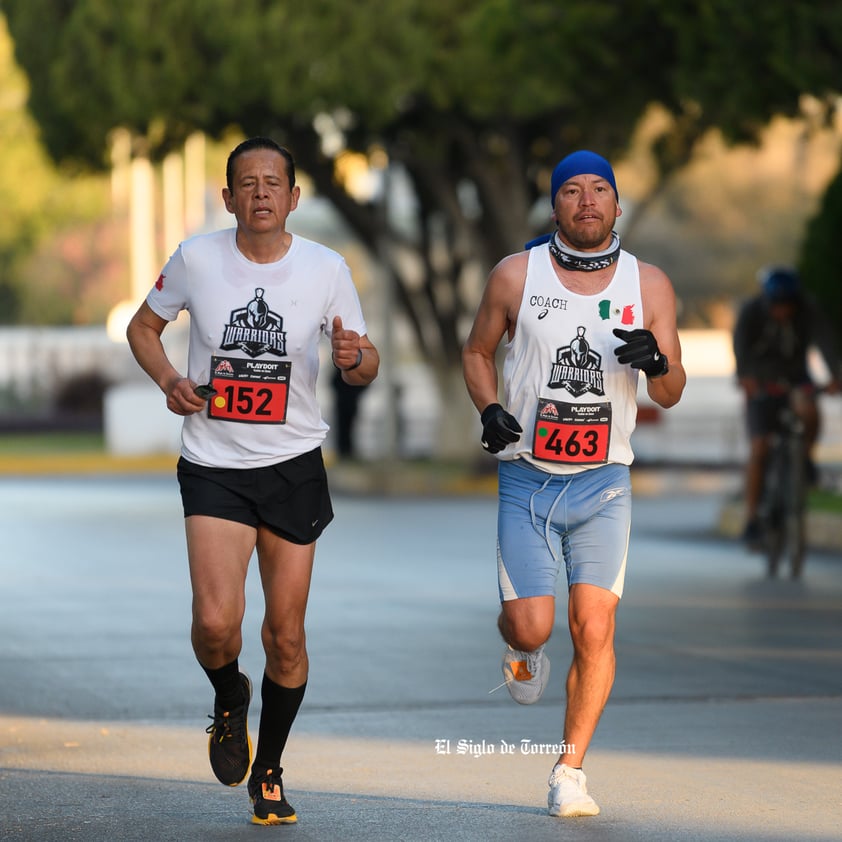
[324,257,368,339]
[145,245,189,322]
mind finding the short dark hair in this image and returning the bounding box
[226,137,296,191]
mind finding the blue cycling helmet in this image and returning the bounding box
[759,266,800,302]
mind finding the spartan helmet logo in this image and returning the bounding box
[547,325,605,397]
[246,288,270,328]
[220,288,287,357]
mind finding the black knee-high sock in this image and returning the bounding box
[202,659,244,712]
[252,674,307,777]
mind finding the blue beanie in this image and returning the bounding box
[550,150,618,205]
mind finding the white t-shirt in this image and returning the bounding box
[499,245,643,474]
[146,228,368,468]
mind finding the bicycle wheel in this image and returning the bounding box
[764,513,783,578]
[761,446,785,578]
[783,435,807,579]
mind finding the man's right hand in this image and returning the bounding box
[166,376,208,416]
[480,403,522,453]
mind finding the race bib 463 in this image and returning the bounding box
[532,399,611,464]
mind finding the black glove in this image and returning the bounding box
[480,403,522,453]
[612,328,669,378]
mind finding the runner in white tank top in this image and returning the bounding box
[501,243,642,473]
[463,150,685,819]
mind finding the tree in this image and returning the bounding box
[799,169,842,354]
[0,14,112,325]
[4,0,842,439]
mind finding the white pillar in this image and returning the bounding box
[109,127,132,214]
[184,132,207,234]
[162,150,185,255]
[129,154,156,302]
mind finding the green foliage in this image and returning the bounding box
[662,0,842,140]
[3,0,842,349]
[0,14,112,325]
[798,169,842,353]
[808,486,842,515]
[9,0,839,168]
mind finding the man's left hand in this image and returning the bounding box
[332,315,363,371]
[612,328,669,378]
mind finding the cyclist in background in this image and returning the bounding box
[733,266,841,546]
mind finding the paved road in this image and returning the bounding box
[0,470,840,841]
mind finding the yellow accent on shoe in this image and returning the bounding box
[250,811,298,826]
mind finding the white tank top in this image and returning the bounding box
[500,244,642,474]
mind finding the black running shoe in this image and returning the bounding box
[248,768,297,825]
[206,671,252,786]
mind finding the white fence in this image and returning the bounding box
[0,326,135,415]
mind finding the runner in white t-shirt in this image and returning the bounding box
[127,137,379,826]
[463,150,685,819]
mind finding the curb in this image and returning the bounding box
[0,453,177,476]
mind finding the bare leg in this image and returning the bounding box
[558,583,619,767]
[256,527,316,687]
[792,391,819,470]
[185,515,256,669]
[744,436,769,522]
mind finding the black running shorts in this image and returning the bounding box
[176,448,334,545]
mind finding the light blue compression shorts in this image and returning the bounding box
[496,459,631,601]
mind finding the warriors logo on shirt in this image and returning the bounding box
[220,288,287,358]
[547,326,605,397]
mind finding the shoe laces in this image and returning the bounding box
[206,704,245,744]
[525,648,544,675]
[551,763,584,790]
[254,768,284,802]
[506,646,543,683]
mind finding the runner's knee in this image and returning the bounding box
[262,621,306,666]
[499,606,553,652]
[569,610,615,657]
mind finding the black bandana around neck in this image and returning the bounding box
[548,232,621,272]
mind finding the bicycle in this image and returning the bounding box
[755,387,821,579]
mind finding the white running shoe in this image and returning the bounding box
[547,763,600,817]
[501,645,550,705]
